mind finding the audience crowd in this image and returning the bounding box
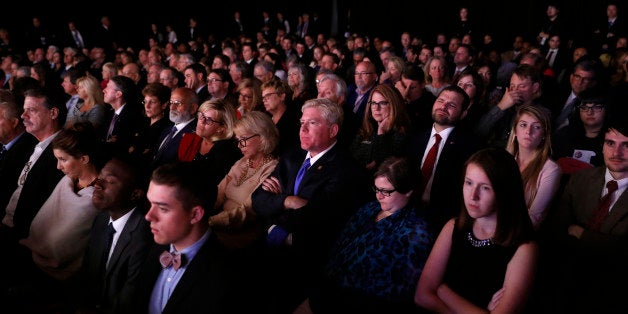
[0,3,627,313]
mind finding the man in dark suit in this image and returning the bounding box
[252,98,370,313]
[345,60,377,127]
[407,85,482,232]
[135,162,256,314]
[103,75,143,157]
[75,157,152,313]
[183,63,209,104]
[542,116,628,313]
[0,92,37,211]
[150,87,198,171]
[0,87,65,293]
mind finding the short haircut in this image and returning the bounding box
[302,98,343,129]
[235,111,279,156]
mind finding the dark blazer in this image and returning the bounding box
[407,126,483,231]
[133,232,257,314]
[251,144,370,312]
[0,132,37,212]
[11,141,64,240]
[105,103,144,157]
[196,85,210,104]
[151,119,197,170]
[345,84,375,126]
[77,209,153,313]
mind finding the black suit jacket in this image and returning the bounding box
[251,144,370,311]
[77,209,152,313]
[105,103,144,157]
[133,232,256,314]
[407,126,483,231]
[196,85,210,104]
[151,118,197,170]
[11,141,64,240]
[0,132,37,212]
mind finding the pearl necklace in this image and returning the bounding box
[466,232,494,248]
[234,155,273,186]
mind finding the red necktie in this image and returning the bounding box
[420,133,442,195]
[586,180,619,231]
[160,250,184,270]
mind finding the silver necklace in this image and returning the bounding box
[466,232,493,248]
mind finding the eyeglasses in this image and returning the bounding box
[197,113,223,125]
[372,185,396,197]
[236,134,260,147]
[169,100,184,107]
[572,73,594,83]
[262,92,280,100]
[238,93,253,100]
[578,104,605,113]
[208,78,223,83]
[368,100,390,108]
[354,72,374,77]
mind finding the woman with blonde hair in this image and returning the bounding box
[506,105,561,229]
[178,98,242,185]
[424,56,451,97]
[236,78,264,117]
[211,111,280,249]
[65,74,107,132]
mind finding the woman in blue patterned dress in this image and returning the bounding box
[300,156,434,314]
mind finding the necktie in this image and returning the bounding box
[102,222,116,269]
[420,133,442,195]
[73,31,82,48]
[107,113,119,139]
[586,180,619,231]
[160,250,185,270]
[159,126,178,150]
[546,50,555,67]
[294,158,311,194]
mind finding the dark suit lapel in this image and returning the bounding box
[106,209,141,273]
[297,146,337,191]
[583,169,606,220]
[605,189,628,232]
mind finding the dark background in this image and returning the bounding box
[0,0,620,53]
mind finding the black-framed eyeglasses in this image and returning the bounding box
[262,92,280,100]
[236,134,260,147]
[578,104,605,113]
[354,72,374,77]
[208,78,223,83]
[372,186,396,197]
[368,100,390,108]
[197,113,223,125]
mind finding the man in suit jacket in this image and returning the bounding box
[0,92,37,211]
[75,157,152,313]
[103,75,143,157]
[150,87,198,171]
[0,87,65,292]
[252,98,370,313]
[345,60,377,127]
[135,162,256,314]
[543,116,628,313]
[183,63,209,104]
[407,85,482,232]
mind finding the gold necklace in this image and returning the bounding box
[235,155,273,186]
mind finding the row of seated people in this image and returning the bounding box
[0,51,625,313]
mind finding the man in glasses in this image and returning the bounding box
[151,87,198,171]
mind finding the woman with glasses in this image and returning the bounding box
[506,105,561,229]
[553,86,609,169]
[129,83,173,171]
[210,111,279,250]
[178,98,242,185]
[235,78,264,118]
[261,78,300,155]
[301,156,433,313]
[350,84,411,178]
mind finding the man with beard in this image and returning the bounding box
[407,85,483,231]
[150,87,198,171]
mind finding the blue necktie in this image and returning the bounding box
[294,158,310,194]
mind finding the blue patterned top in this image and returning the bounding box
[325,201,434,302]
